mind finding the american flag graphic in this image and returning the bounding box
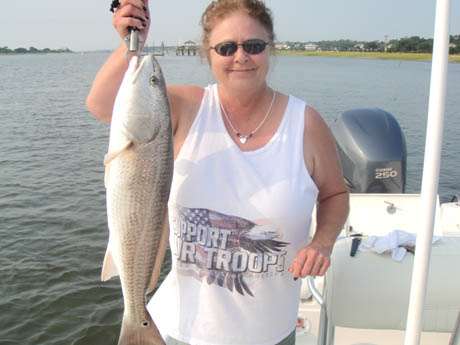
[174,206,290,297]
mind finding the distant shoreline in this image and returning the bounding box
[3,49,459,63]
[275,50,460,63]
[0,48,73,56]
[0,52,73,56]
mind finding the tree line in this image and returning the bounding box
[285,35,460,54]
[0,46,73,55]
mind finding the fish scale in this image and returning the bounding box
[102,54,172,345]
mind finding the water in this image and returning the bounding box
[0,53,458,344]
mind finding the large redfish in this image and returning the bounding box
[102,54,172,345]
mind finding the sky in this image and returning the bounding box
[1,0,459,52]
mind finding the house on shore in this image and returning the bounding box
[304,43,318,51]
[275,42,289,50]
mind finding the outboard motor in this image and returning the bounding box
[331,108,406,193]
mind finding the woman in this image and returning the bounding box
[87,0,349,344]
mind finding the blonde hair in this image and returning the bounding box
[200,0,275,59]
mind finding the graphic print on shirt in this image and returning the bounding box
[171,205,290,297]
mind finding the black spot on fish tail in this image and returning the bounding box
[118,313,162,345]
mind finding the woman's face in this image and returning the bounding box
[208,11,270,94]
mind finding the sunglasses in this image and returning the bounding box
[210,39,268,56]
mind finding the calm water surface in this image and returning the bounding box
[0,53,459,344]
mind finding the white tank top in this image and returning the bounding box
[148,84,318,345]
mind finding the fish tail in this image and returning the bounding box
[118,313,165,345]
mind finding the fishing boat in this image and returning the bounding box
[294,192,460,345]
[294,0,460,344]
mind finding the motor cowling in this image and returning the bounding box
[331,108,407,193]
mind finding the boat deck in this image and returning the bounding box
[296,297,452,345]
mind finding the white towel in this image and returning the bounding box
[359,230,440,262]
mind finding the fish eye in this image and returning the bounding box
[150,76,157,86]
[142,321,149,327]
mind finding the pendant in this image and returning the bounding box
[237,133,252,144]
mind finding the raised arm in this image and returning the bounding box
[86,0,150,123]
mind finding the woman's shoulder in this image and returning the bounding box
[282,93,324,131]
[297,102,333,176]
[303,105,331,149]
[167,85,205,107]
[167,85,205,134]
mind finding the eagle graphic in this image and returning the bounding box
[176,206,290,297]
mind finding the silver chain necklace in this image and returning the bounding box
[219,89,276,144]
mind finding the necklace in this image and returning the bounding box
[219,89,276,144]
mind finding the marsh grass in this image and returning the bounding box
[275,50,460,63]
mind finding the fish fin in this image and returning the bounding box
[101,248,119,281]
[104,163,111,189]
[104,139,133,166]
[103,139,132,187]
[118,311,165,345]
[147,212,170,294]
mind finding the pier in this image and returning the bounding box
[176,40,200,56]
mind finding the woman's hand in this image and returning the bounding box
[112,0,151,43]
[289,241,332,279]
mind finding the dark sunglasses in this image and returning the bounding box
[210,39,268,56]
